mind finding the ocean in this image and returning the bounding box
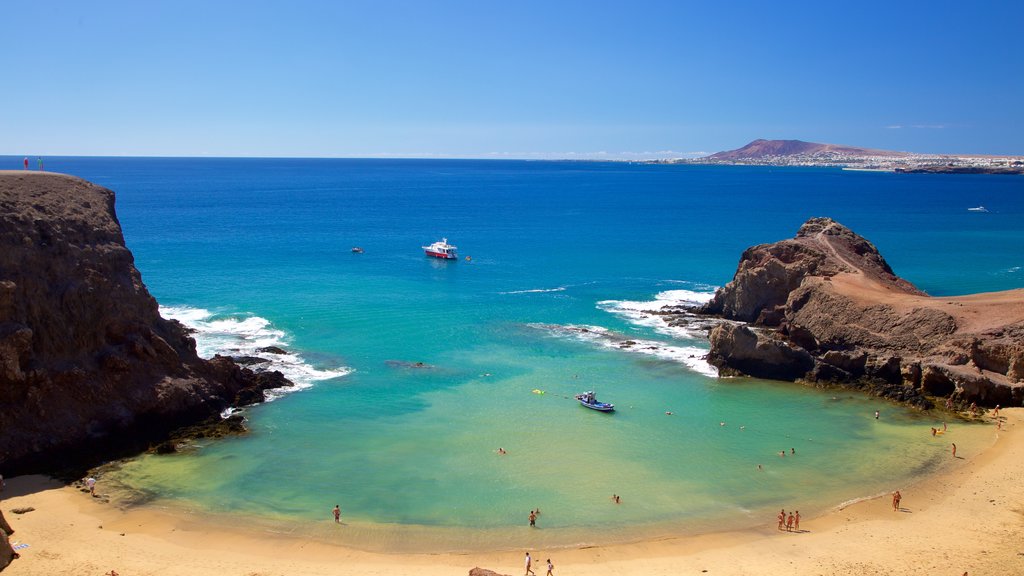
[13,157,1023,551]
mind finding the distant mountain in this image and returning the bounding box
[706,139,907,161]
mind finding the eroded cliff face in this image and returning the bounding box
[0,172,288,474]
[698,217,1024,408]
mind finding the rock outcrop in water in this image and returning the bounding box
[0,172,291,475]
[697,217,1024,408]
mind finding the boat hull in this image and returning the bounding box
[575,395,614,412]
[425,250,457,259]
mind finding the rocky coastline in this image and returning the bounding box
[691,217,1024,409]
[0,172,292,476]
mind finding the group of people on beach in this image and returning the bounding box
[776,508,800,532]
[524,551,553,576]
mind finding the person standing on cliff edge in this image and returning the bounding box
[37,157,43,171]
[23,157,28,170]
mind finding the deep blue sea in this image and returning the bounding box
[8,157,1022,551]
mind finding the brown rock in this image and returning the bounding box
[698,217,1024,407]
[0,172,293,475]
[469,569,511,576]
[0,509,14,570]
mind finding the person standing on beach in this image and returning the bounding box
[777,509,786,530]
[794,510,800,531]
[332,504,340,523]
[786,512,794,532]
[892,490,901,511]
[952,443,957,457]
[525,552,536,576]
[86,476,96,496]
[546,558,554,576]
[529,510,537,527]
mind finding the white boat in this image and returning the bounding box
[967,206,989,212]
[423,238,458,260]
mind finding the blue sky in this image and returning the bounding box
[3,0,1021,158]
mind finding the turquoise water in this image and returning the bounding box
[24,158,1023,550]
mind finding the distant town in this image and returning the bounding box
[661,139,1024,175]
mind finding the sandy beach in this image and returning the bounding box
[2,410,1020,576]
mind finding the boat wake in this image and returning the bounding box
[161,305,353,401]
[529,323,718,377]
[499,286,568,295]
[597,288,719,339]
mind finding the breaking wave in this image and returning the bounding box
[161,305,352,402]
[529,323,718,377]
[597,288,717,339]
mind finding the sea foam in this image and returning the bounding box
[530,323,718,377]
[597,288,717,339]
[161,305,352,401]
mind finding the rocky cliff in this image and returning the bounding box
[698,217,1024,408]
[0,172,289,475]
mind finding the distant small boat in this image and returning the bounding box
[423,238,458,260]
[575,391,614,412]
[351,247,364,253]
[967,206,989,212]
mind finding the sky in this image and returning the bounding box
[2,0,1022,159]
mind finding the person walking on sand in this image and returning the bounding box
[332,504,340,523]
[546,558,554,576]
[952,443,957,457]
[86,476,96,496]
[525,552,536,576]
[529,509,537,527]
[892,490,901,511]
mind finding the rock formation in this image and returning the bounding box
[0,508,14,570]
[697,217,1024,408]
[0,172,291,475]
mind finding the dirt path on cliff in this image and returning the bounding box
[803,229,1024,335]
[829,274,1024,334]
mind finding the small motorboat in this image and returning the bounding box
[351,247,365,253]
[575,391,614,412]
[967,206,989,213]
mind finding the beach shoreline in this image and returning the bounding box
[2,409,1020,576]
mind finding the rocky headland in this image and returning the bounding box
[0,171,291,476]
[668,138,1024,174]
[695,217,1024,408]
